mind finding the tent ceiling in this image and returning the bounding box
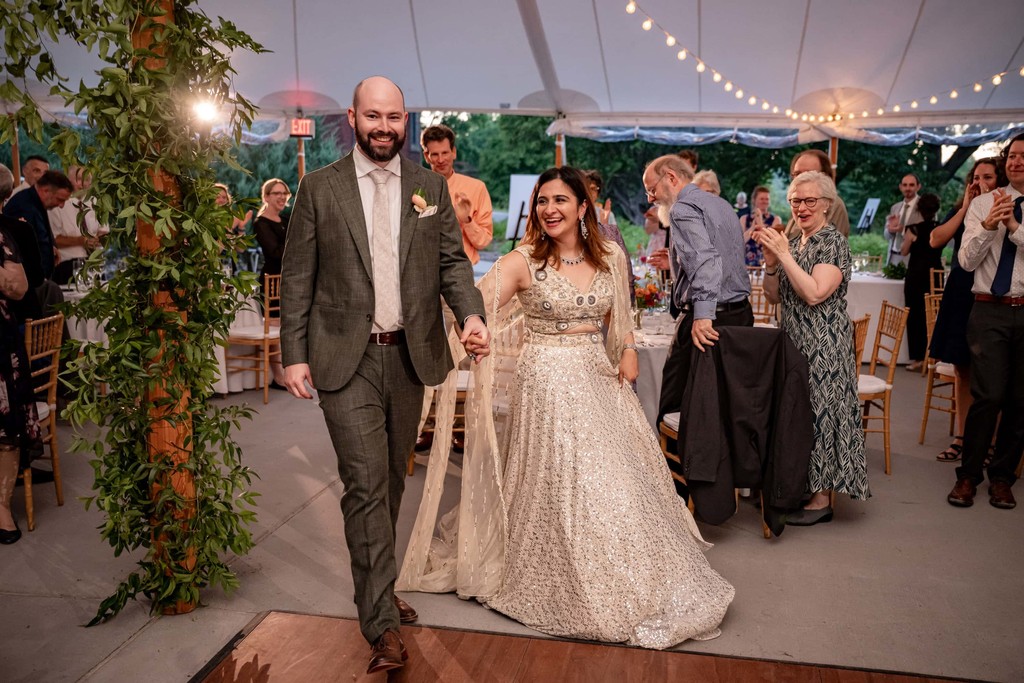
[7,0,1024,133]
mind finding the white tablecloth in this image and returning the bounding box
[635,311,676,429]
[64,287,263,395]
[845,273,909,364]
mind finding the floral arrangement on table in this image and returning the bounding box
[634,273,665,310]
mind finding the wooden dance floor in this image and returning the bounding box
[195,612,957,682]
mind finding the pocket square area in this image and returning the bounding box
[418,206,438,218]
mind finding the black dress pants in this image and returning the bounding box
[956,301,1024,486]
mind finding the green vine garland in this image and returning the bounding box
[2,1,264,623]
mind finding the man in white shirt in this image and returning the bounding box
[48,166,107,285]
[884,173,922,266]
[947,134,1024,511]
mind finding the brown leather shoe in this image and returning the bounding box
[947,477,976,507]
[989,482,1017,509]
[367,629,407,674]
[395,594,418,623]
[415,432,433,451]
[451,435,465,453]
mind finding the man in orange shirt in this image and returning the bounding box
[421,124,493,264]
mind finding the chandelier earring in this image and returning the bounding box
[540,229,547,240]
[579,217,589,240]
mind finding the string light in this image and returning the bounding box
[625,1,636,14]
[877,107,884,115]
[695,61,706,73]
[666,35,676,46]
[642,18,652,30]
[712,72,722,83]
[950,89,958,99]
[992,74,1002,85]
[862,110,869,117]
[735,89,743,99]
[747,95,756,105]
[973,83,983,92]
[676,49,687,60]
[724,81,733,92]
[911,100,918,108]
[929,95,938,104]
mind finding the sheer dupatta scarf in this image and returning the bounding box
[396,243,634,599]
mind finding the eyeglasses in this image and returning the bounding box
[267,191,291,197]
[644,174,664,199]
[788,197,824,209]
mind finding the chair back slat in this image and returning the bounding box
[24,313,64,404]
[867,300,909,384]
[263,273,282,333]
[929,268,946,295]
[853,314,871,366]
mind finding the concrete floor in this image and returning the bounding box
[2,364,1022,682]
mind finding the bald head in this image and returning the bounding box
[352,76,405,111]
[349,76,408,165]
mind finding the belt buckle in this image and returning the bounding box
[374,333,387,346]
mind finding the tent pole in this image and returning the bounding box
[297,137,306,180]
[554,133,566,167]
[9,115,20,182]
[828,137,839,173]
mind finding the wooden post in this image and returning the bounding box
[554,133,566,167]
[828,136,839,174]
[9,115,20,182]
[297,137,306,180]
[131,0,197,616]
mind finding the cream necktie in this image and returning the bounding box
[899,201,911,227]
[370,168,400,331]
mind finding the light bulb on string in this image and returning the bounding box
[877,107,884,115]
[950,89,958,98]
[695,61,706,73]
[862,110,869,117]
[911,100,918,109]
[712,72,722,82]
[992,74,1002,85]
[785,108,792,116]
[929,95,938,104]
[1019,66,1024,77]
[893,104,901,112]
[625,1,636,13]
[848,112,856,119]
[772,105,779,113]
[724,81,733,92]
[748,95,757,105]
[642,18,652,30]
[801,114,808,121]
[973,83,983,92]
[676,49,687,60]
[735,89,743,99]
[666,35,676,46]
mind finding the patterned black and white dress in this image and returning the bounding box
[777,226,869,499]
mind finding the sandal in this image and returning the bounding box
[937,440,962,462]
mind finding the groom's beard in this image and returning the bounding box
[355,123,405,163]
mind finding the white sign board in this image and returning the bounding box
[505,174,539,242]
[856,198,881,231]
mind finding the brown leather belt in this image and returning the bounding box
[975,293,1024,307]
[369,330,406,345]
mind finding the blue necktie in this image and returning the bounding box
[990,197,1023,297]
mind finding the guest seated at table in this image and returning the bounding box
[756,170,868,526]
[928,157,1005,461]
[49,165,107,285]
[1,168,43,545]
[253,178,289,389]
[740,186,777,267]
[900,193,943,372]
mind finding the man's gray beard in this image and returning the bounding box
[657,203,672,227]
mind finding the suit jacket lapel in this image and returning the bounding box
[399,160,419,273]
[327,154,373,278]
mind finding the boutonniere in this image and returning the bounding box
[412,189,438,218]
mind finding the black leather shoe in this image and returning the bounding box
[0,521,22,545]
[367,629,407,674]
[395,594,418,624]
[786,507,833,526]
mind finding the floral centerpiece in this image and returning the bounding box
[633,271,666,328]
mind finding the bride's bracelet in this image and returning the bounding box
[623,343,638,353]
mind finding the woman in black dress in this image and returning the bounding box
[900,193,943,371]
[927,158,1005,461]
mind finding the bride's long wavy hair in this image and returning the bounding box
[523,166,612,272]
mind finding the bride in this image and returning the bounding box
[398,167,733,649]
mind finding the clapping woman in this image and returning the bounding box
[756,170,867,526]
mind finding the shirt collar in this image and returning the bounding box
[353,146,402,180]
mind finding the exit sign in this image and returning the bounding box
[290,117,315,138]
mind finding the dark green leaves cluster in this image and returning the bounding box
[2,1,264,623]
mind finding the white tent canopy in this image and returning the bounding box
[8,0,1024,141]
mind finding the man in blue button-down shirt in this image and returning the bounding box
[645,154,753,437]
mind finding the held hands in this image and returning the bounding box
[460,315,491,364]
[691,318,719,352]
[283,363,315,399]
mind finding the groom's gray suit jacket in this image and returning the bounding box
[280,152,485,390]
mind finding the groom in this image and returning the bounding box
[280,75,489,674]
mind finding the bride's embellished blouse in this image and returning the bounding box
[514,250,615,334]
